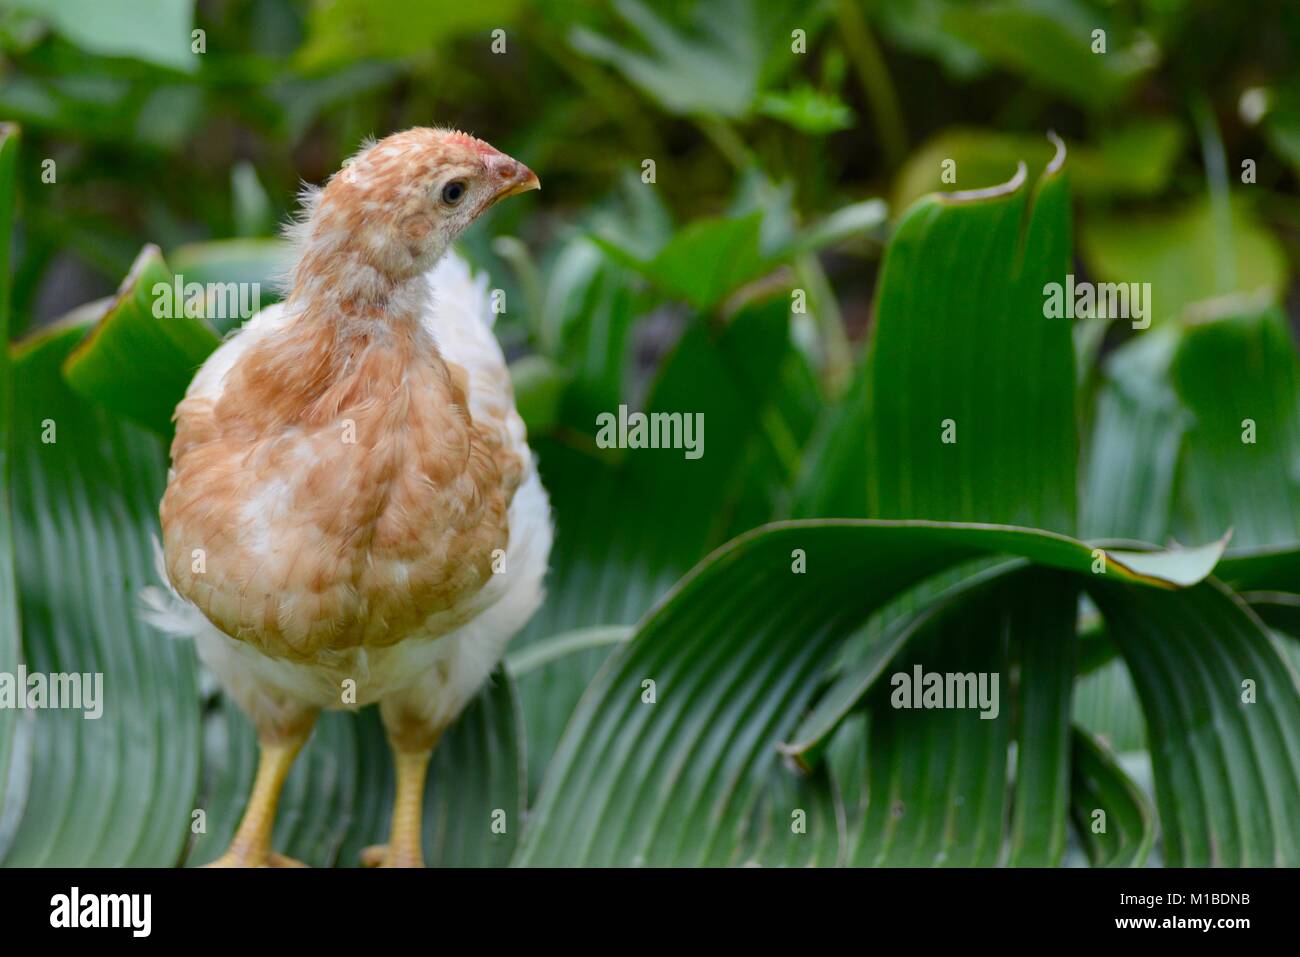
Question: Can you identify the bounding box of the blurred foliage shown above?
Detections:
[0,0,1294,339]
[3,0,1300,867]
[0,0,1294,348]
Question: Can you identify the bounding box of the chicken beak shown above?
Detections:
[498,162,540,201]
[485,153,540,207]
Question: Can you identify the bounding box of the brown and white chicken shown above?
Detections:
[147,128,551,867]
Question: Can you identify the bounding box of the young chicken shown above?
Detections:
[149,128,551,867]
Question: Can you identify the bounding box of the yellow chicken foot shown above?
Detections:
[362,749,432,868]
[205,731,313,868]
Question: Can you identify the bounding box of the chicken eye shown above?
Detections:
[441,180,467,206]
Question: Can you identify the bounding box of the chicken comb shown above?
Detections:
[444,129,499,156]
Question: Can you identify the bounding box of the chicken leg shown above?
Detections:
[204,715,317,868]
[361,749,433,868]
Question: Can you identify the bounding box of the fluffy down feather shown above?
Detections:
[145,252,552,744]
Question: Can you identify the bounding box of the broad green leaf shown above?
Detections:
[4,322,200,866]
[1244,592,1300,641]
[1088,579,1300,865]
[0,123,21,843]
[735,761,841,866]
[844,578,1012,866]
[796,565,1075,866]
[800,137,1096,866]
[780,559,1021,766]
[61,245,220,436]
[1073,657,1146,753]
[1242,592,1300,676]
[1006,570,1077,866]
[1079,198,1288,328]
[1218,544,1300,593]
[60,239,284,434]
[800,136,1075,533]
[796,144,1082,780]
[1069,727,1154,867]
[836,568,1078,868]
[1171,303,1300,548]
[1080,305,1300,770]
[7,0,197,73]
[515,519,1223,866]
[54,241,275,433]
[872,155,1075,529]
[1080,330,1185,542]
[513,300,816,794]
[169,238,287,336]
[189,669,524,867]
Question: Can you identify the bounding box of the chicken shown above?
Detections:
[146,128,552,867]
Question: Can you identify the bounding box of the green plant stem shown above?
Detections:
[836,0,907,167]
[695,117,751,171]
[507,626,633,676]
[1192,96,1235,296]
[795,251,852,399]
